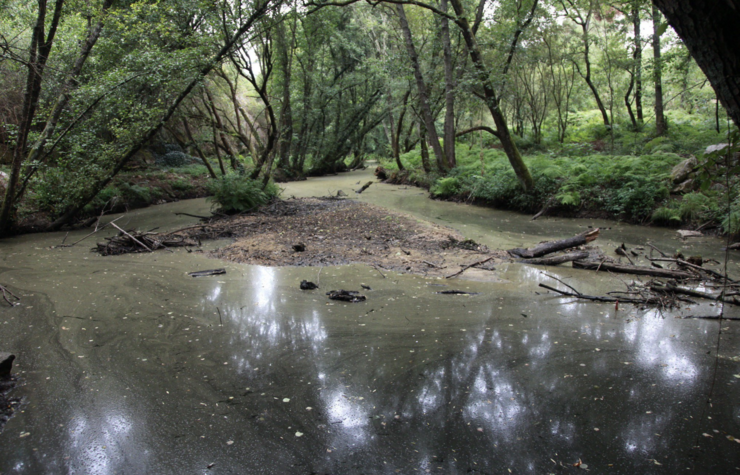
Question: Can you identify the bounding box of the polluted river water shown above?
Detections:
[1,168,739,474]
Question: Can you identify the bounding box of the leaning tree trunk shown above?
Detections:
[449,0,534,191]
[396,4,448,173]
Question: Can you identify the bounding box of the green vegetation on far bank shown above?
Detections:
[378,121,739,234]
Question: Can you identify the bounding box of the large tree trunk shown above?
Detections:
[633,1,643,122]
[396,4,448,173]
[652,5,667,135]
[440,0,456,169]
[449,0,534,191]
[0,0,65,236]
[652,0,740,129]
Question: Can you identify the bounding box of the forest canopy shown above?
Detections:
[0,0,737,235]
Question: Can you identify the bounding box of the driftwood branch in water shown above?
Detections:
[572,260,693,279]
[648,257,737,283]
[650,282,740,305]
[110,222,152,252]
[538,283,661,304]
[355,181,373,194]
[532,196,557,220]
[508,229,599,258]
[446,256,495,279]
[647,243,669,258]
[0,284,20,306]
[519,251,589,266]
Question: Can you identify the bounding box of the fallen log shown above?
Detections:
[572,260,694,279]
[519,251,589,266]
[508,228,599,259]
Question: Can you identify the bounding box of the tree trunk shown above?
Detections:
[633,1,643,122]
[449,0,534,191]
[580,17,610,127]
[419,122,432,174]
[396,4,447,173]
[652,5,667,135]
[275,17,294,171]
[440,0,456,169]
[182,118,218,178]
[653,0,740,129]
[0,0,65,235]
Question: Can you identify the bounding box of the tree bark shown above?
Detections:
[652,5,667,135]
[0,0,65,235]
[633,1,643,122]
[396,4,448,173]
[508,228,599,258]
[182,118,218,178]
[440,0,456,169]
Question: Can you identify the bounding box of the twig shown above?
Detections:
[217,307,223,326]
[373,266,386,279]
[445,256,495,279]
[542,273,582,295]
[647,243,669,258]
[61,232,69,245]
[538,283,655,304]
[109,222,153,252]
[422,260,445,269]
[174,212,213,220]
[0,284,20,307]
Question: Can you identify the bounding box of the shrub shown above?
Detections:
[430,176,461,198]
[207,175,279,213]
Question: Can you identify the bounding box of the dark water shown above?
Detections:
[1,169,738,474]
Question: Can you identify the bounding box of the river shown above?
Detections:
[1,168,738,473]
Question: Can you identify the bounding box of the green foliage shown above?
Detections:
[206,175,280,213]
[169,178,193,192]
[430,177,461,198]
[651,205,682,225]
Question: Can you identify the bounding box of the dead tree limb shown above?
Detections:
[508,229,599,258]
[109,222,153,252]
[572,260,693,279]
[538,283,659,304]
[648,257,737,282]
[519,251,589,266]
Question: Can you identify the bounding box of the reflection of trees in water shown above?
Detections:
[192,270,707,473]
